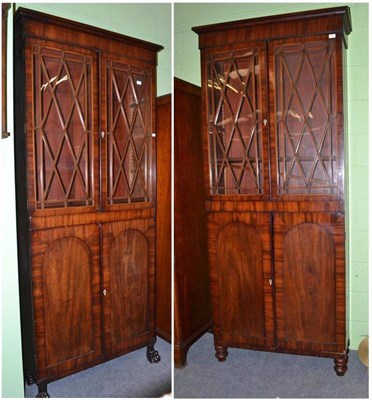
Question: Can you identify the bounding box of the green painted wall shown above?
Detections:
[17,3,171,95]
[175,3,369,350]
[2,3,170,397]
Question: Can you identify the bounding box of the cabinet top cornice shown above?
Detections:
[14,7,164,53]
[193,6,351,49]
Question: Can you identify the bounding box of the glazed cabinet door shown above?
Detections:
[208,212,275,349]
[25,38,99,213]
[101,219,156,356]
[273,212,346,354]
[30,224,102,380]
[268,36,343,199]
[102,56,154,208]
[205,42,269,198]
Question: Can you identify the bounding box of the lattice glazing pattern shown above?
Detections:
[106,61,151,204]
[207,48,264,195]
[33,45,93,209]
[275,40,337,194]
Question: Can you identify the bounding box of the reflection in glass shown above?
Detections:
[275,40,337,195]
[207,48,263,195]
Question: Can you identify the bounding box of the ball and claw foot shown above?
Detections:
[334,354,348,376]
[36,391,50,398]
[25,372,36,385]
[147,344,161,363]
[36,381,50,398]
[215,346,228,362]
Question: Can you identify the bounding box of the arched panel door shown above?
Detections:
[102,219,156,355]
[208,212,274,348]
[43,238,94,365]
[30,224,102,380]
[217,222,264,337]
[274,212,346,354]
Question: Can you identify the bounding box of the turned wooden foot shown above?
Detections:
[174,346,189,367]
[334,354,348,376]
[215,345,228,362]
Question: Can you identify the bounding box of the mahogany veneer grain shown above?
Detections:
[174,78,212,367]
[14,7,164,393]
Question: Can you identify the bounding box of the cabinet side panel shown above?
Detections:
[174,79,212,350]
[14,22,37,378]
[155,95,171,342]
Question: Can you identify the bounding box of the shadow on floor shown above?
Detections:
[26,337,171,398]
[174,333,368,398]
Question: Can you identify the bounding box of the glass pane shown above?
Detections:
[107,62,150,204]
[274,40,337,195]
[207,48,263,195]
[33,45,93,209]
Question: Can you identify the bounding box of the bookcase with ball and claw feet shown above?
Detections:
[14,8,163,397]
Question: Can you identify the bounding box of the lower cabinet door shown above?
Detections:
[101,219,155,356]
[31,224,102,380]
[273,212,346,355]
[208,212,275,349]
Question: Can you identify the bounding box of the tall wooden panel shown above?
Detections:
[193,7,351,376]
[30,224,101,380]
[174,78,212,366]
[274,212,346,355]
[102,219,155,356]
[156,94,171,342]
[208,211,274,355]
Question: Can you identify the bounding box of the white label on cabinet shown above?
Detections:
[136,80,142,85]
[329,33,336,38]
